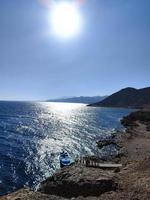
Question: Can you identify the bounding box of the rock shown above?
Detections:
[96,136,126,162]
[121,110,150,128]
[39,163,117,198]
[83,155,103,163]
[0,188,67,200]
[146,124,150,131]
[114,168,120,173]
[97,140,116,149]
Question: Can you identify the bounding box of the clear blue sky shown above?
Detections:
[0,0,150,100]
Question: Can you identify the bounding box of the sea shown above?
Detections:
[0,101,133,195]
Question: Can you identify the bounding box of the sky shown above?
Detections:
[0,0,150,100]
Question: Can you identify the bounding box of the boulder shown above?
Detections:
[39,163,117,198]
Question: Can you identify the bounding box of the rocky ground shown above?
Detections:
[1,110,150,200]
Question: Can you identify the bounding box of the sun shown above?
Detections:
[50,1,82,38]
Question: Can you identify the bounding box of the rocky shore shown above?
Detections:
[1,109,150,200]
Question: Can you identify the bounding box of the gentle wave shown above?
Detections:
[0,102,133,195]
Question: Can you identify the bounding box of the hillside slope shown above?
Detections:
[88,87,150,108]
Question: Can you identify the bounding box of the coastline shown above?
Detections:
[1,109,150,199]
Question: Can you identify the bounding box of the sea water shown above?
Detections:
[0,101,133,195]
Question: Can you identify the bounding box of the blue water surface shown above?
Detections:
[0,101,133,195]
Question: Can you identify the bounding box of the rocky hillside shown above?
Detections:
[39,162,117,198]
[88,87,150,108]
[121,109,150,128]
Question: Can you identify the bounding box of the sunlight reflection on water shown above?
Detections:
[0,101,133,195]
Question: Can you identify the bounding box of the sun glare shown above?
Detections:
[50,1,82,38]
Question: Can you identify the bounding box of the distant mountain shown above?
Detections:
[47,96,107,104]
[88,87,150,108]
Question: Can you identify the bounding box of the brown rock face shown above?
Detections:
[121,110,150,127]
[0,188,66,200]
[39,163,117,198]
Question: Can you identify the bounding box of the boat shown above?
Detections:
[59,151,71,168]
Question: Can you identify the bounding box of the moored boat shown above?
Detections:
[59,151,71,168]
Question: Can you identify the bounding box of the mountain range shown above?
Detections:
[47,96,107,104]
[88,87,150,109]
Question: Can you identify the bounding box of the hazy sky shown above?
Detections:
[0,0,150,100]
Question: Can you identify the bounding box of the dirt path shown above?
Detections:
[123,123,150,161]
